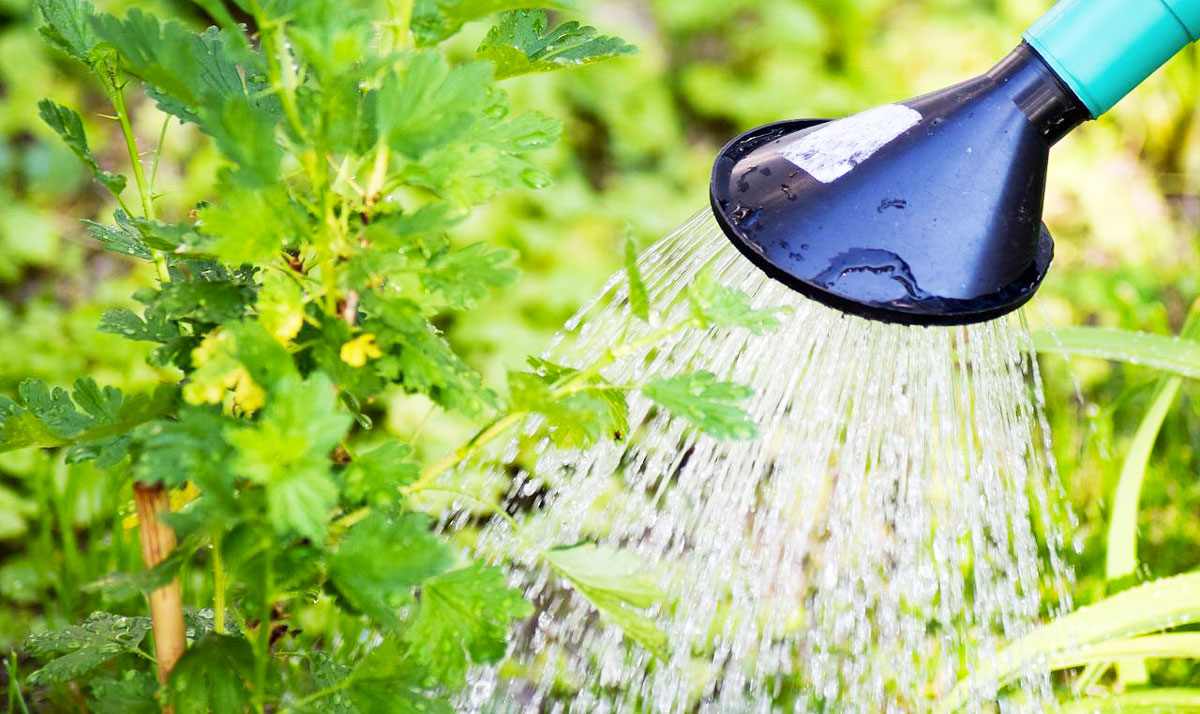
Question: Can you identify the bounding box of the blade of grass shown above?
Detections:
[1059,688,1200,713]
[1030,327,1200,379]
[5,651,31,714]
[1104,300,1200,684]
[938,572,1200,714]
[1049,633,1200,670]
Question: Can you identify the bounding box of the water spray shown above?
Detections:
[713,0,1200,325]
[466,2,1200,710]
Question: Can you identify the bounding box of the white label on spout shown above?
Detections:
[779,104,922,183]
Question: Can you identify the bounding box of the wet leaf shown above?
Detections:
[477,10,634,80]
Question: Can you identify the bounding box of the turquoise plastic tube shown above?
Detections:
[1025,0,1200,117]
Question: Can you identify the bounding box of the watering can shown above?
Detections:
[710,0,1200,325]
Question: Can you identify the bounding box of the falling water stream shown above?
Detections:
[443,211,1076,712]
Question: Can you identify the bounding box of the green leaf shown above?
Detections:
[329,512,453,626]
[421,243,520,310]
[375,53,561,206]
[378,54,493,160]
[624,232,649,321]
[508,370,628,448]
[412,0,576,46]
[167,634,255,714]
[81,211,152,260]
[0,379,175,466]
[478,10,635,80]
[37,100,126,195]
[1045,633,1200,671]
[366,295,497,417]
[687,269,785,334]
[196,182,308,265]
[226,372,352,541]
[155,264,257,325]
[938,572,1200,714]
[405,563,531,688]
[641,372,756,440]
[1060,689,1200,714]
[341,441,419,508]
[87,671,159,714]
[135,406,236,493]
[345,639,453,714]
[543,543,668,657]
[93,11,251,116]
[1107,376,1181,583]
[1030,327,1200,379]
[92,11,280,183]
[25,612,151,685]
[35,0,102,63]
[99,306,180,344]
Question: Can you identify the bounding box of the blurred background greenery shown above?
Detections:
[1,0,1198,692]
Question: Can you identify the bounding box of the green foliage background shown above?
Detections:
[2,0,1200,707]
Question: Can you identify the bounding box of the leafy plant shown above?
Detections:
[2,0,783,710]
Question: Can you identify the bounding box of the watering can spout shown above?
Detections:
[710,0,1200,326]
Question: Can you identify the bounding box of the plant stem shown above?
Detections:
[280,679,351,713]
[402,410,529,495]
[133,482,186,686]
[254,548,274,714]
[403,319,692,494]
[258,11,307,142]
[213,531,227,635]
[412,485,521,531]
[149,114,171,198]
[110,80,172,284]
[111,84,155,221]
[386,0,414,50]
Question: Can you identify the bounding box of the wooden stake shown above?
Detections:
[133,482,187,685]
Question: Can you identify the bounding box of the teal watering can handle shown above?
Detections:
[1024,0,1200,117]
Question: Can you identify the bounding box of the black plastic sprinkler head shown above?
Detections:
[711,0,1200,326]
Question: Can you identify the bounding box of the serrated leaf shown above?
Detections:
[0,379,175,466]
[624,232,649,321]
[93,11,251,116]
[167,634,255,714]
[197,182,308,266]
[478,10,635,80]
[87,670,159,714]
[341,441,419,508]
[38,100,127,195]
[35,0,101,63]
[641,372,756,440]
[687,269,785,334]
[378,54,492,159]
[544,543,667,657]
[256,270,307,344]
[25,612,151,685]
[509,370,627,448]
[405,563,531,688]
[135,406,236,493]
[366,295,497,416]
[412,0,576,46]
[421,243,519,310]
[93,11,280,183]
[345,638,453,714]
[81,211,152,260]
[329,512,453,626]
[226,372,352,541]
[99,306,180,343]
[156,269,256,324]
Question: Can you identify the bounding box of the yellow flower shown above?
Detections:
[340,333,383,367]
[122,482,201,530]
[183,330,266,413]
